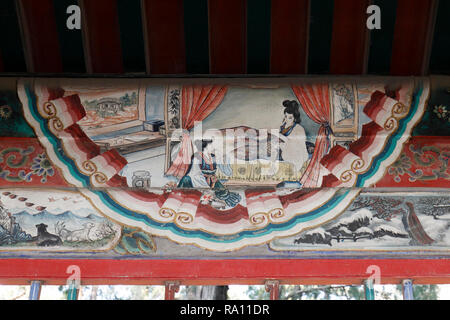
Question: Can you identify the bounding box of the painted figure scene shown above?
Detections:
[0,76,448,255]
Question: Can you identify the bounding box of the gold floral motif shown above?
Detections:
[338,159,365,183]
[159,207,176,219]
[48,116,64,132]
[41,98,110,186]
[42,101,63,132]
[269,208,285,220]
[250,212,268,226]
[383,103,409,132]
[175,212,194,225]
[92,172,107,184]
[81,160,97,174]
[340,170,354,183]
[383,116,398,131]
[392,102,407,118]
[156,208,194,226]
[351,159,365,172]
[250,208,285,226]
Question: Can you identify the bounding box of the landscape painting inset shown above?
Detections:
[270,192,450,251]
[0,189,121,251]
[78,90,140,130]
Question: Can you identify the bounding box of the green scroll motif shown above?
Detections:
[113,227,156,255]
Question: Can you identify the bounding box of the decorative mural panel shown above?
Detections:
[0,76,448,258]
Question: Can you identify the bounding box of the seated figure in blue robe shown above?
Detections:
[178,139,241,208]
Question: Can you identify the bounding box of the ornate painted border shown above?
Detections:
[17,78,429,251]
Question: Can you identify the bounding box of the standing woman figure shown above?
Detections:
[276,100,309,173]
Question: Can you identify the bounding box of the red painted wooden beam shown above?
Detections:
[0,259,448,285]
[80,0,123,73]
[208,0,247,74]
[390,0,437,76]
[329,0,370,75]
[141,0,186,74]
[270,0,309,74]
[16,0,63,73]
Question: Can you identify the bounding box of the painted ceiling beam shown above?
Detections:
[141,0,186,74]
[329,0,370,75]
[16,0,63,73]
[208,0,247,74]
[270,0,309,74]
[390,0,438,76]
[80,0,124,73]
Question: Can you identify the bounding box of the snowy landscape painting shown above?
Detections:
[270,192,450,251]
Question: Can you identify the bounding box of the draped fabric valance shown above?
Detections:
[166,85,228,178]
[291,84,331,188]
[181,85,228,130]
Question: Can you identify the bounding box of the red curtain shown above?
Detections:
[181,85,228,130]
[166,85,228,178]
[291,84,331,188]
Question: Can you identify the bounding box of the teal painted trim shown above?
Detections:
[67,283,79,300]
[356,82,424,186]
[25,85,91,186]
